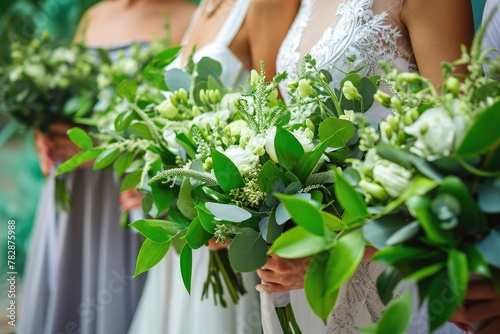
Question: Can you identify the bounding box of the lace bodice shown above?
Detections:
[277,0,416,109]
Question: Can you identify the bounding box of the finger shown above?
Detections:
[466,281,499,300]
[255,283,289,293]
[463,299,500,323]
[477,317,500,334]
[121,197,143,211]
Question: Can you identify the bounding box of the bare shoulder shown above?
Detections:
[247,0,300,20]
[249,0,299,10]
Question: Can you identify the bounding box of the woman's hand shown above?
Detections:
[451,280,500,334]
[256,254,311,293]
[119,188,144,212]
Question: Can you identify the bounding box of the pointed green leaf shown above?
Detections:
[335,169,369,218]
[275,126,304,171]
[130,219,182,243]
[55,148,103,175]
[180,244,192,294]
[120,169,143,192]
[210,148,245,192]
[325,229,365,294]
[67,127,93,150]
[93,147,120,170]
[376,267,402,305]
[258,160,287,193]
[374,290,413,334]
[269,226,337,259]
[205,202,252,223]
[185,217,212,249]
[295,134,336,182]
[114,151,134,177]
[318,118,356,148]
[275,193,324,236]
[178,181,197,220]
[134,239,170,277]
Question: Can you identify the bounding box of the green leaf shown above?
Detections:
[463,244,492,278]
[180,244,192,294]
[295,134,336,182]
[376,267,402,305]
[258,160,287,193]
[185,217,212,249]
[114,151,134,177]
[197,57,222,78]
[275,193,324,236]
[476,229,500,267]
[334,169,369,218]
[457,100,500,156]
[55,148,103,175]
[325,229,365,294]
[177,181,198,220]
[120,169,143,192]
[373,290,413,334]
[130,219,182,243]
[196,203,216,234]
[210,148,245,192]
[438,176,487,235]
[406,196,454,245]
[321,211,346,231]
[134,239,170,277]
[275,126,304,171]
[372,246,432,266]
[128,123,153,140]
[228,228,268,272]
[114,110,138,132]
[406,262,446,281]
[93,147,120,170]
[153,45,182,68]
[67,127,93,150]
[363,215,408,249]
[269,226,337,259]
[318,117,356,148]
[478,180,500,213]
[386,221,420,246]
[304,251,339,323]
[165,68,192,92]
[427,269,462,331]
[380,176,437,215]
[205,202,252,223]
[116,79,138,102]
[150,181,176,214]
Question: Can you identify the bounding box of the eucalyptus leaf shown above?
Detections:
[205,202,252,223]
[477,180,500,213]
[134,239,170,277]
[386,221,420,246]
[476,229,500,267]
[67,127,93,150]
[165,68,191,92]
[269,226,337,258]
[130,219,182,243]
[363,215,408,249]
[228,228,268,272]
[197,57,223,78]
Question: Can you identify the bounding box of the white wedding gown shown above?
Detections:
[128,1,261,333]
[269,0,467,333]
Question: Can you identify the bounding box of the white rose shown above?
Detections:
[240,127,256,149]
[52,47,75,64]
[223,145,259,175]
[118,58,139,77]
[404,107,457,160]
[372,160,412,198]
[292,128,315,152]
[224,120,248,137]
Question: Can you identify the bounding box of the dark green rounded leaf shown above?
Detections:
[228,228,268,272]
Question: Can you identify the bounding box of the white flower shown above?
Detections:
[97,73,112,89]
[342,81,361,100]
[372,160,412,198]
[117,58,139,77]
[404,106,466,160]
[224,120,248,137]
[265,126,278,163]
[246,135,267,156]
[222,145,259,175]
[339,110,356,122]
[240,127,256,149]
[162,128,179,153]
[292,128,315,152]
[52,47,75,64]
[298,78,313,99]
[220,93,242,115]
[24,64,46,81]
[9,67,22,82]
[144,150,160,164]
[190,110,231,129]
[157,99,179,119]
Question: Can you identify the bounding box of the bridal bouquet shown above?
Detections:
[0,32,100,132]
[271,19,500,334]
[148,55,379,331]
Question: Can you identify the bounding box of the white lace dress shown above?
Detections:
[271,1,466,333]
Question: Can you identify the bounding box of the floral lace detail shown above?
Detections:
[327,261,386,333]
[276,0,315,86]
[311,0,402,83]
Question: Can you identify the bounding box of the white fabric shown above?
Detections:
[129,1,261,333]
[483,0,500,77]
[271,1,464,333]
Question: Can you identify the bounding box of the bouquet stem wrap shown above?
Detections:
[260,289,302,333]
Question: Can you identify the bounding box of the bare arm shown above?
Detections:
[401,0,474,86]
